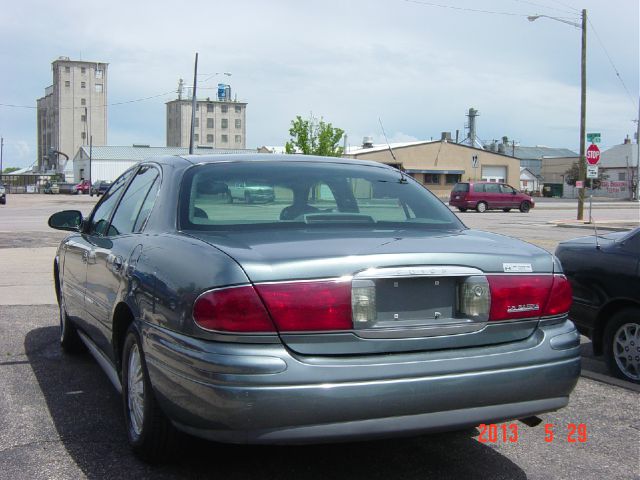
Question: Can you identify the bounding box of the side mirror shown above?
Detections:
[48,210,83,232]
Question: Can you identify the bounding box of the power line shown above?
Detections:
[0,89,176,111]
[588,17,638,110]
[403,0,528,17]
[508,0,575,15]
[548,0,580,13]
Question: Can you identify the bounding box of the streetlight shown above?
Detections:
[529,9,587,220]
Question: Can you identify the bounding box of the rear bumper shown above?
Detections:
[142,319,580,444]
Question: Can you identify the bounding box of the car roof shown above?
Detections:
[145,153,400,172]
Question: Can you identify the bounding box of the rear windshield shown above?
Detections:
[179,161,463,231]
[452,183,469,192]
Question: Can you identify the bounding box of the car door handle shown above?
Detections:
[111,255,124,272]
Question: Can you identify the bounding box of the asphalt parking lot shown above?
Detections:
[0,194,639,479]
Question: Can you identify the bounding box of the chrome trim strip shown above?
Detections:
[354,266,483,279]
[77,331,122,394]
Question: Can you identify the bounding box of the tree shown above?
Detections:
[564,161,606,189]
[2,167,19,174]
[285,115,344,157]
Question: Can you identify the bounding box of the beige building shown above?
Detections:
[345,138,520,198]
[166,98,247,149]
[37,57,108,172]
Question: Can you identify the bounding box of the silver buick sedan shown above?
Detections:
[49,154,580,462]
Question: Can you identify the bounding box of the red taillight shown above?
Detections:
[488,274,572,321]
[543,274,572,316]
[193,286,276,333]
[256,280,352,332]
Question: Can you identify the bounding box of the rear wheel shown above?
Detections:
[604,308,640,384]
[457,207,467,212]
[122,325,177,462]
[245,192,253,204]
[476,201,487,213]
[502,208,511,212]
[519,201,531,213]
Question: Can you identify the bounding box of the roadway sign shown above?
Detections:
[586,144,601,165]
[587,133,601,143]
[587,165,598,179]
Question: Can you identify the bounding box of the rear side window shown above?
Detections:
[452,183,469,192]
[473,184,485,193]
[109,166,160,236]
[484,184,500,193]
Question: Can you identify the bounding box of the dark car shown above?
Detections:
[48,154,579,462]
[0,182,6,204]
[90,180,111,197]
[449,181,535,213]
[555,228,640,383]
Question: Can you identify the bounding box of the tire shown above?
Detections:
[90,192,94,197]
[226,192,233,204]
[476,201,488,213]
[122,325,177,462]
[603,308,640,384]
[0,197,5,205]
[245,192,253,204]
[58,287,84,353]
[519,201,531,213]
[502,208,511,212]
[457,207,467,212]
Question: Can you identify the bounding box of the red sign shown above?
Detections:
[586,144,600,165]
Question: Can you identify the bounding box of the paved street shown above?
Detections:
[0,194,638,479]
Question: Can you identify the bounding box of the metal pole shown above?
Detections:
[189,53,199,155]
[89,135,93,184]
[636,98,640,201]
[577,9,587,220]
[0,137,3,178]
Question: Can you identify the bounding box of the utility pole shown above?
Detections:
[577,9,587,220]
[636,98,640,201]
[0,137,3,178]
[189,53,199,155]
[527,10,588,218]
[89,135,93,185]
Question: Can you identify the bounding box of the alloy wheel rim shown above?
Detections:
[127,344,145,435]
[613,322,640,381]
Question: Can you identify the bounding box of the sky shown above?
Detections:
[0,0,638,169]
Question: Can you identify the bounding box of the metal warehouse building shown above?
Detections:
[68,145,255,183]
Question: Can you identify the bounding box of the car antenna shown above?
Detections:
[378,117,407,183]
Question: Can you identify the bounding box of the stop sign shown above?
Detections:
[586,144,600,165]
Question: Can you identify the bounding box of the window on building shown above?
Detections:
[235,119,241,129]
[221,135,228,143]
[81,82,86,88]
[235,135,242,143]
[235,105,241,113]
[95,84,103,93]
[207,118,214,128]
[65,66,70,73]
[194,118,199,127]
[196,104,199,111]
[221,118,228,129]
[445,174,461,184]
[65,81,70,87]
[221,105,228,113]
[194,133,199,142]
[96,70,103,79]
[207,104,214,113]
[81,132,86,139]
[618,172,626,181]
[81,114,86,122]
[424,174,440,184]
[81,67,86,74]
[207,134,214,143]
[81,98,86,106]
